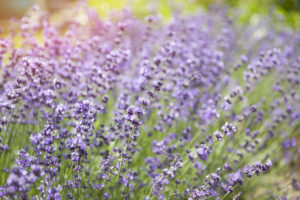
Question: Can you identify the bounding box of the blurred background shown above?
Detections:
[0,0,299,32]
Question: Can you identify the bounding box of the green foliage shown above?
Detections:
[87,0,300,28]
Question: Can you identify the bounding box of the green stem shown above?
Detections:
[221,185,237,200]
[113,126,135,199]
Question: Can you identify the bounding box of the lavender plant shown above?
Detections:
[0,2,299,200]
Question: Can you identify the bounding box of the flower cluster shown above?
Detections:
[0,2,299,200]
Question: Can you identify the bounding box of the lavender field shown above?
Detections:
[0,1,299,199]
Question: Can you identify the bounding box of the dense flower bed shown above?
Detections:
[0,3,299,200]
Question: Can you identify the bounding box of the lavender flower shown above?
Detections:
[0,2,299,200]
[221,122,237,137]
